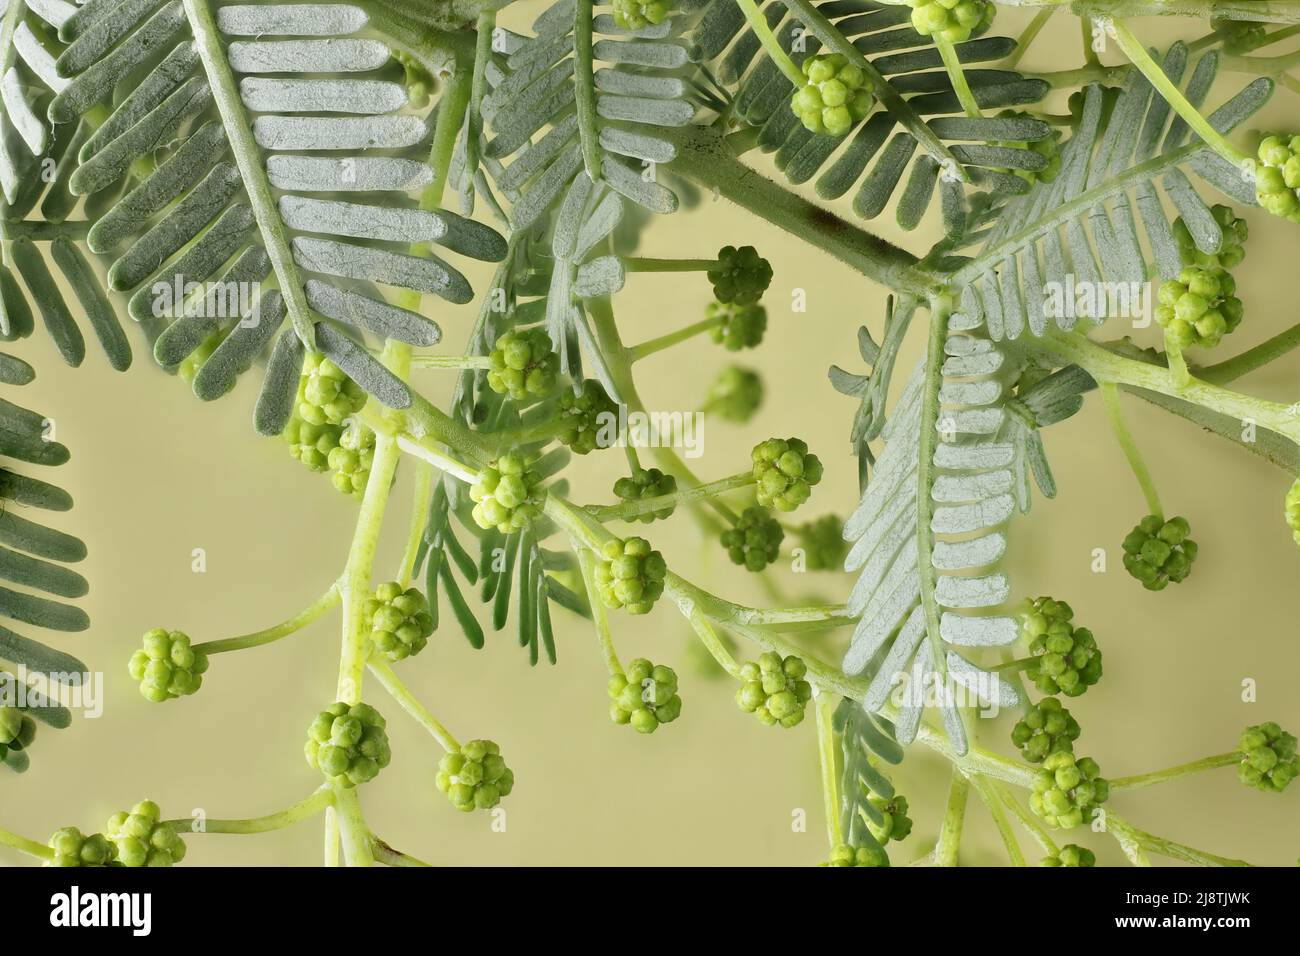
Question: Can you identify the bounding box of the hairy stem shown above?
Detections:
[1109,751,1241,791]
[1110,18,1252,167]
[0,823,53,860]
[664,125,936,297]
[584,472,754,522]
[196,584,340,655]
[627,315,724,361]
[969,775,1026,866]
[168,786,333,835]
[368,657,460,752]
[1100,382,1164,518]
[816,693,843,848]
[734,0,805,86]
[1107,814,1252,866]
[934,771,970,866]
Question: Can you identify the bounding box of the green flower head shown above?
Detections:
[752,437,824,512]
[1020,598,1101,698]
[105,800,186,867]
[305,702,392,788]
[557,380,620,455]
[708,301,767,351]
[471,454,544,533]
[1122,515,1197,590]
[1155,267,1243,349]
[611,0,675,31]
[1030,752,1109,829]
[366,581,435,662]
[905,0,995,44]
[702,365,763,423]
[1238,722,1299,793]
[129,629,209,702]
[1011,696,1081,762]
[790,53,874,137]
[609,658,682,733]
[721,506,784,572]
[708,245,773,305]
[46,827,116,867]
[825,843,889,867]
[487,328,559,401]
[436,739,515,811]
[613,467,677,523]
[735,652,812,727]
[1255,134,1300,223]
[1041,844,1096,867]
[594,536,667,614]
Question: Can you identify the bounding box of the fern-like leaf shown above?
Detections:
[954,45,1271,340]
[481,0,692,234]
[0,350,88,772]
[697,0,1053,231]
[40,0,507,429]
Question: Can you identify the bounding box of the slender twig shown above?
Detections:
[934,771,970,866]
[1109,751,1241,792]
[1100,382,1164,519]
[368,657,460,753]
[969,775,1026,866]
[166,786,334,835]
[195,584,340,655]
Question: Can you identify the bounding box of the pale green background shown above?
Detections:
[1,6,1298,866]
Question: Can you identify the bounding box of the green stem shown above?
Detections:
[1110,18,1252,168]
[323,809,340,867]
[372,837,432,867]
[969,775,1026,866]
[1164,331,1193,389]
[816,693,843,848]
[1070,0,1300,22]
[195,584,340,655]
[182,0,316,349]
[1100,381,1164,518]
[627,314,724,361]
[368,657,460,752]
[0,823,53,860]
[1107,814,1252,866]
[577,545,623,676]
[584,472,754,522]
[409,355,493,369]
[397,464,433,587]
[574,0,603,181]
[422,60,472,211]
[936,34,982,117]
[917,296,954,707]
[167,786,333,834]
[1109,751,1241,792]
[623,257,720,273]
[664,124,936,297]
[1199,320,1300,383]
[934,770,969,866]
[337,349,406,705]
[1036,329,1300,443]
[994,781,1058,857]
[396,432,482,483]
[688,610,744,678]
[734,0,805,86]
[1082,11,1101,67]
[333,787,373,867]
[1004,6,1057,70]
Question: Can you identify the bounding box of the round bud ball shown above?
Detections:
[436,739,515,811]
[128,629,209,702]
[608,658,682,733]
